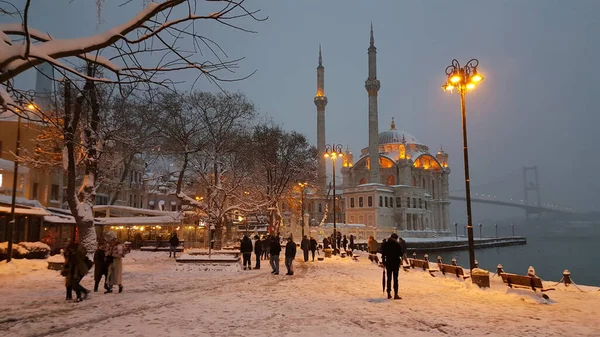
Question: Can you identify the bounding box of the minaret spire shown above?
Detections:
[365,24,381,184]
[315,45,328,190]
[318,44,323,66]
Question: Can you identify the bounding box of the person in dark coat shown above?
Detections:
[64,242,90,302]
[253,235,262,269]
[240,235,253,270]
[322,237,330,249]
[336,232,342,253]
[93,238,108,292]
[261,235,270,260]
[300,235,310,262]
[342,235,348,251]
[169,232,180,258]
[349,235,355,251]
[381,233,403,300]
[284,236,297,275]
[398,236,408,265]
[269,235,281,275]
[309,237,318,261]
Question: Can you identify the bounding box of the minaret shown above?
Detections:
[314,45,328,190]
[365,24,381,183]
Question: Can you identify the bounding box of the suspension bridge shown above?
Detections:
[448,166,575,218]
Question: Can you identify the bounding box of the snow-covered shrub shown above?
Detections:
[0,241,30,260]
[18,242,51,259]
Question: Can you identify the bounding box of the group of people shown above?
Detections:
[322,233,356,254]
[61,233,126,302]
[239,234,300,275]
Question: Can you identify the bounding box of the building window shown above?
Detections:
[412,177,416,186]
[359,197,364,207]
[407,197,411,208]
[359,178,366,185]
[32,182,39,200]
[129,194,133,206]
[425,201,428,210]
[308,202,313,212]
[387,175,395,186]
[384,197,388,207]
[368,215,373,226]
[318,203,322,213]
[350,197,355,208]
[350,215,355,223]
[419,198,422,209]
[359,215,364,223]
[368,196,373,207]
[379,196,383,207]
[413,198,416,208]
[396,197,401,208]
[171,204,177,211]
[389,197,394,208]
[50,184,59,201]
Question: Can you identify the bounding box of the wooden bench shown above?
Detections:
[438,263,469,279]
[408,258,438,277]
[500,273,555,299]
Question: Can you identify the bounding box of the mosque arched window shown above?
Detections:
[396,197,401,208]
[350,215,355,223]
[407,197,411,208]
[359,197,364,207]
[424,201,427,210]
[423,178,426,189]
[368,196,373,207]
[385,197,388,207]
[412,198,416,208]
[350,198,355,208]
[359,215,364,223]
[318,203,322,213]
[387,175,395,186]
[432,179,435,199]
[379,196,383,207]
[419,198,422,209]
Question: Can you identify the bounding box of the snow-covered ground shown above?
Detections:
[1,250,599,337]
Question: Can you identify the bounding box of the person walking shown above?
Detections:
[93,238,108,292]
[240,235,253,270]
[323,237,330,249]
[342,235,348,252]
[262,235,270,260]
[300,235,310,262]
[253,235,262,269]
[64,242,91,302]
[367,235,379,264]
[106,237,126,294]
[269,235,281,275]
[309,236,318,261]
[336,232,342,254]
[381,233,403,300]
[349,235,355,251]
[285,236,297,275]
[169,232,180,258]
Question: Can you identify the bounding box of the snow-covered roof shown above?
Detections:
[378,129,422,145]
[0,158,30,174]
[0,205,50,216]
[0,195,42,207]
[98,215,183,225]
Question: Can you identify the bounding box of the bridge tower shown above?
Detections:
[523,166,541,218]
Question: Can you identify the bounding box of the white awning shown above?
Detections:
[170,201,177,206]
[148,200,155,206]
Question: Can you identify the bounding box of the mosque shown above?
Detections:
[314,25,452,238]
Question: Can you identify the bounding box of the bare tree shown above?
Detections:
[1,0,265,112]
[250,124,317,234]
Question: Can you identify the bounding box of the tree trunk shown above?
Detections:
[213,221,223,250]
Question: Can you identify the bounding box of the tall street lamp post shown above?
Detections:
[298,182,309,239]
[442,59,484,271]
[324,143,343,255]
[6,103,34,263]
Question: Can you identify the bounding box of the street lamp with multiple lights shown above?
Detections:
[442,58,484,271]
[323,143,344,255]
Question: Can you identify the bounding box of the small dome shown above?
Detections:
[378,129,420,145]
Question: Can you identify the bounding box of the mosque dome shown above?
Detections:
[378,118,421,145]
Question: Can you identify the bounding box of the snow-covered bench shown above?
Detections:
[436,257,469,279]
[500,273,555,299]
[408,254,438,277]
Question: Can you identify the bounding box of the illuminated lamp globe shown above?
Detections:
[471,71,483,83]
[466,82,476,90]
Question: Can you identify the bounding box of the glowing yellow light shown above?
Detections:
[176,226,180,230]
[450,75,461,83]
[195,196,200,201]
[445,84,455,91]
[466,83,476,90]
[27,104,35,110]
[140,226,145,231]
[471,73,483,82]
[324,153,329,158]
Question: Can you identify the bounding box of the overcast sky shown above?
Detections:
[9,0,600,215]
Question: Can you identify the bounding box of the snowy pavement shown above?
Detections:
[1,251,599,337]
